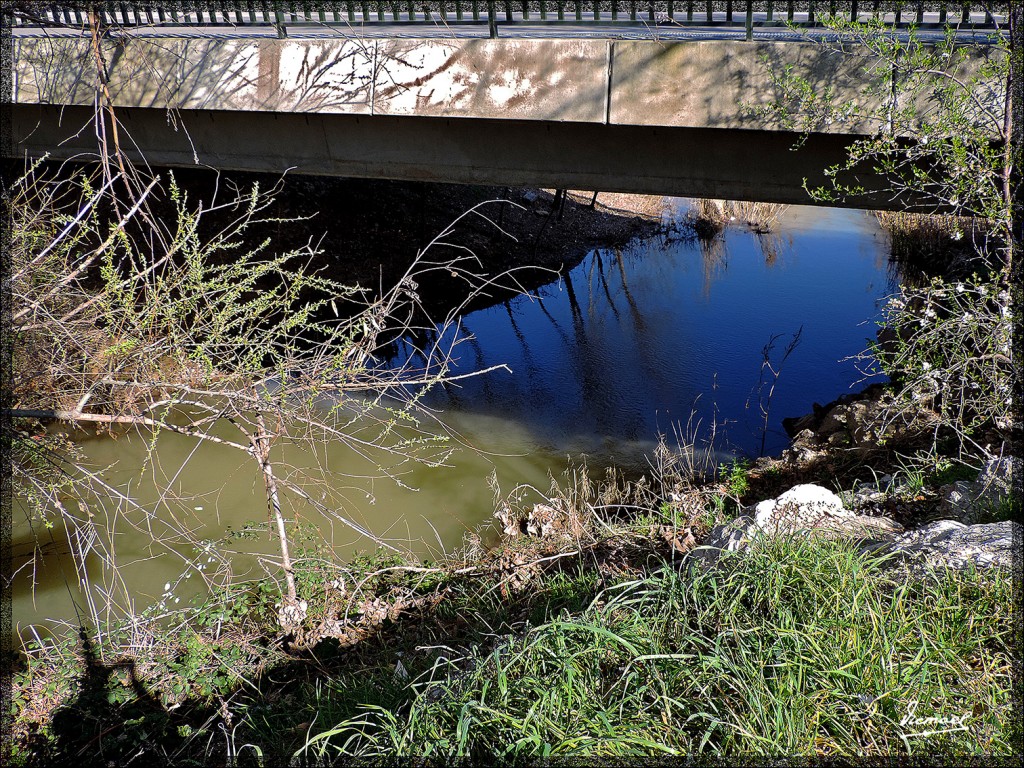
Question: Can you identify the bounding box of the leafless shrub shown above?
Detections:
[8,157,526,641]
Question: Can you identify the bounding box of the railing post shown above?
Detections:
[275,2,287,35]
[745,0,753,39]
[488,0,498,36]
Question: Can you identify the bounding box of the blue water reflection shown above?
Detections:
[392,204,893,468]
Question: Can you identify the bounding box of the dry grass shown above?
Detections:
[565,190,671,221]
[692,198,790,235]
[874,210,996,277]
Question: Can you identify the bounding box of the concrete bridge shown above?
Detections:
[6,3,1008,209]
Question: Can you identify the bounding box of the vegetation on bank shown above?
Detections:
[7,196,1018,764]
[6,13,1020,766]
[9,457,1018,764]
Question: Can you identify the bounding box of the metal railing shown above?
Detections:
[8,2,1009,38]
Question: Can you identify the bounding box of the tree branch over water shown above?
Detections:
[8,153,528,636]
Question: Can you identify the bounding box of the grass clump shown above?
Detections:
[691,199,790,236]
[875,210,995,280]
[294,536,1015,762]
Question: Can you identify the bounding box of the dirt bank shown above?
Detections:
[159,168,671,318]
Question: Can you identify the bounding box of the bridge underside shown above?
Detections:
[14,104,911,210]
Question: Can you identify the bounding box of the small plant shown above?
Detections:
[932,459,980,487]
[893,457,927,497]
[747,327,803,458]
[720,458,751,499]
[704,496,729,529]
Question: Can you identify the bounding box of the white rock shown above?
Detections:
[775,484,849,513]
[752,498,777,527]
[755,484,851,535]
[877,520,1020,574]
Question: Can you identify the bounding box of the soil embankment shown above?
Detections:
[166,169,669,318]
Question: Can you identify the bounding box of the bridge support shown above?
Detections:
[10,103,909,209]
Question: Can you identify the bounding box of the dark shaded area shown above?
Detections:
[15,530,689,766]
[15,158,660,324]
[22,628,216,767]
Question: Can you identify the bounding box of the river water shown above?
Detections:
[12,201,894,641]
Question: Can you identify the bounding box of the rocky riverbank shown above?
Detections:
[496,380,1019,586]
[690,385,1021,578]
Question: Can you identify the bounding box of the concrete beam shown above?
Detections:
[8,35,1004,209]
[12,103,906,209]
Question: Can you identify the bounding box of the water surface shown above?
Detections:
[12,202,892,639]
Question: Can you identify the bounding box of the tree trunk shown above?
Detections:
[1009,5,1023,456]
[253,413,297,602]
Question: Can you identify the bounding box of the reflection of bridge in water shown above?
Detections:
[8,2,1009,209]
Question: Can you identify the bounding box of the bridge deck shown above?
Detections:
[8,2,1009,209]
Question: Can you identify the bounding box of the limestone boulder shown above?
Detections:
[751,484,902,540]
[701,514,756,554]
[869,519,1020,574]
[691,484,903,568]
[751,484,850,533]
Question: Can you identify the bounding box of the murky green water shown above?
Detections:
[12,201,894,642]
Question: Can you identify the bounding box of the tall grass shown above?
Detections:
[693,199,790,236]
[874,210,995,280]
[295,536,1015,762]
